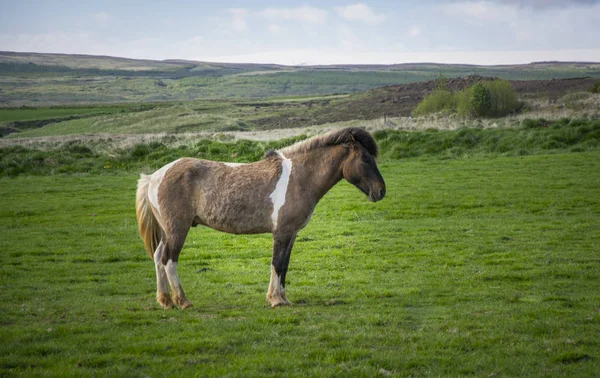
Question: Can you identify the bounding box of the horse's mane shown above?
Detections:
[276,127,378,158]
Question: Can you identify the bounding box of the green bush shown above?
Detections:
[590,80,600,94]
[485,79,519,117]
[413,78,520,119]
[412,89,454,116]
[522,118,550,129]
[470,83,492,117]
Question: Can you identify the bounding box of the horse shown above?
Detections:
[135,127,386,309]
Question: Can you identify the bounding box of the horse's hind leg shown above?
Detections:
[154,241,174,309]
[162,229,193,309]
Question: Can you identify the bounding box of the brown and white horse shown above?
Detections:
[136,127,386,309]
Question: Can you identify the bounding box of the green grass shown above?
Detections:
[1,97,343,137]
[1,152,599,376]
[2,118,599,177]
[0,106,133,124]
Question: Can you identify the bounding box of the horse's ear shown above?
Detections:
[345,132,356,148]
[264,149,278,159]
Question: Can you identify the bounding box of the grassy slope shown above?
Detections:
[1,52,599,106]
[2,118,599,177]
[1,152,599,376]
[1,98,335,137]
[5,91,599,139]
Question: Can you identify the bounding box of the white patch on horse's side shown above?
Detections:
[223,162,246,168]
[148,159,181,215]
[269,151,292,230]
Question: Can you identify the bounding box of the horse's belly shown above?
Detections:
[196,201,273,235]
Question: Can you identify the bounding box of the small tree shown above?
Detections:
[470,83,491,117]
[484,79,519,117]
[455,88,473,118]
[412,89,454,116]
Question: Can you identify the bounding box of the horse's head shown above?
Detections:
[341,132,386,202]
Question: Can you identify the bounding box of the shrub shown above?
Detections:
[522,118,550,129]
[412,89,454,116]
[455,89,472,119]
[412,78,519,119]
[590,80,600,94]
[470,83,492,117]
[484,79,519,117]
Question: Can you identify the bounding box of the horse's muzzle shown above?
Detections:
[369,188,386,202]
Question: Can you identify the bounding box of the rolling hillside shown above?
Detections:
[1,51,599,107]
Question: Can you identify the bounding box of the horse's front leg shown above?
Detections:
[267,232,297,307]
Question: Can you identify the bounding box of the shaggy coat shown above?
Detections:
[136,127,386,308]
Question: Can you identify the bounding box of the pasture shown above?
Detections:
[1,152,599,376]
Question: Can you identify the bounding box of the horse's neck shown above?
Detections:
[293,145,346,201]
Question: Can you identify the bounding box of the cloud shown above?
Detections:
[408,26,421,38]
[92,12,109,23]
[495,0,599,8]
[268,24,283,34]
[337,24,361,48]
[0,31,99,55]
[228,8,248,32]
[443,1,516,22]
[260,6,327,24]
[335,3,385,24]
[442,1,600,49]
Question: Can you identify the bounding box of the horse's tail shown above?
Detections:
[136,174,162,259]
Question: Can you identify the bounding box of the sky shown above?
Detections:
[0,0,599,66]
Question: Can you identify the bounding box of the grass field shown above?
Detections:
[1,152,599,376]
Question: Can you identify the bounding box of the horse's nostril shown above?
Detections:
[380,189,386,198]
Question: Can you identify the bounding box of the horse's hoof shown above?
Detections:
[157,293,175,309]
[268,296,290,307]
[173,295,193,309]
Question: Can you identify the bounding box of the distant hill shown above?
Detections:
[1,51,599,106]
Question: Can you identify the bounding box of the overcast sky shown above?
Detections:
[1,0,599,65]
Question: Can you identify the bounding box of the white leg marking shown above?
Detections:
[164,260,182,295]
[148,159,182,216]
[154,242,169,296]
[268,264,285,299]
[269,151,292,230]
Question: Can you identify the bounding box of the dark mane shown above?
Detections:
[280,127,378,158]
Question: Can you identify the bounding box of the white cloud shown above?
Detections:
[335,3,385,24]
[93,12,109,23]
[260,6,327,24]
[442,1,600,49]
[497,0,599,9]
[268,24,283,34]
[0,31,99,55]
[443,1,518,23]
[408,26,421,38]
[337,25,361,48]
[228,8,248,32]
